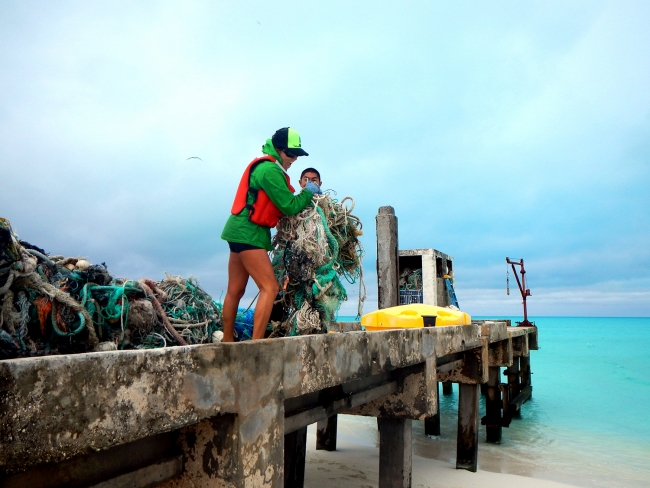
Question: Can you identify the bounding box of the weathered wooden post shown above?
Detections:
[376,206,412,488]
[483,335,513,442]
[424,383,441,436]
[284,426,308,488]
[505,357,520,417]
[442,382,453,395]
[456,383,480,472]
[520,356,531,390]
[518,333,531,395]
[438,335,488,473]
[509,334,532,416]
[378,418,413,488]
[485,366,502,442]
[316,416,337,451]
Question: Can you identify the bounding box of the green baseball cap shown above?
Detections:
[271,127,309,157]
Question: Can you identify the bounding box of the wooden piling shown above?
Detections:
[316,415,338,451]
[424,383,441,436]
[284,426,308,488]
[378,418,412,488]
[485,366,502,442]
[456,383,480,472]
[442,381,453,395]
[520,356,531,392]
[505,357,521,417]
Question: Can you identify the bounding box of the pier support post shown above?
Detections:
[378,418,412,488]
[442,381,453,395]
[284,426,308,488]
[316,415,338,451]
[376,206,399,309]
[520,356,531,392]
[456,383,479,472]
[169,408,284,488]
[505,357,521,417]
[424,383,441,436]
[485,366,502,443]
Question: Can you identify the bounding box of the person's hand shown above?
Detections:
[305,181,321,194]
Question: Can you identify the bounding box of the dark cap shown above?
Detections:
[272,127,308,157]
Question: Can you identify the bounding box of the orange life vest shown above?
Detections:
[230,156,295,228]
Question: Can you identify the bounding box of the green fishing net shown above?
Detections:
[270,194,365,336]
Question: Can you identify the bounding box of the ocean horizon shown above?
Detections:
[333,315,650,488]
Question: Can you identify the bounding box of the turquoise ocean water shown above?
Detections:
[336,316,650,487]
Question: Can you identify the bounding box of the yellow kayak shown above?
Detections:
[361,304,471,331]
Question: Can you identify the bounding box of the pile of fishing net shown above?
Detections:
[399,268,423,290]
[0,218,223,359]
[270,193,365,336]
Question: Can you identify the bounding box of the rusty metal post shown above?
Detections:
[376,206,399,309]
[456,383,480,472]
[284,426,308,488]
[378,418,412,488]
[316,415,337,451]
[485,366,502,443]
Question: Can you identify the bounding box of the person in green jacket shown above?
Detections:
[221,128,321,342]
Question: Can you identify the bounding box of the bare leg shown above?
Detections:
[222,252,249,342]
[238,249,279,340]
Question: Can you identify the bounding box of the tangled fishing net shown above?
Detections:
[270,193,365,336]
[0,218,224,359]
[399,268,423,290]
[0,191,365,357]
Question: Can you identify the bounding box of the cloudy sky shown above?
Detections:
[1,1,649,317]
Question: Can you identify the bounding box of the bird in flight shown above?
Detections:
[186,157,203,161]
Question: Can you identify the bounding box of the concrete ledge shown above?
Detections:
[1,324,526,478]
[0,340,285,474]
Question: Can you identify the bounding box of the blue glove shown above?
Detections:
[305,181,321,194]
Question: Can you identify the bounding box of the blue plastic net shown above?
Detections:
[233,307,255,341]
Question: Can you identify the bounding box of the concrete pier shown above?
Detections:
[0,320,538,487]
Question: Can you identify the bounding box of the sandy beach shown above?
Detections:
[304,420,580,488]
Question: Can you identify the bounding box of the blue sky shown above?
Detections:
[1,1,649,317]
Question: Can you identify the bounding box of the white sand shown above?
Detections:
[304,423,579,488]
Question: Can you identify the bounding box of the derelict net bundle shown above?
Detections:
[270,193,366,336]
[0,218,222,358]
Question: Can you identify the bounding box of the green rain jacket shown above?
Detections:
[221,139,313,251]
